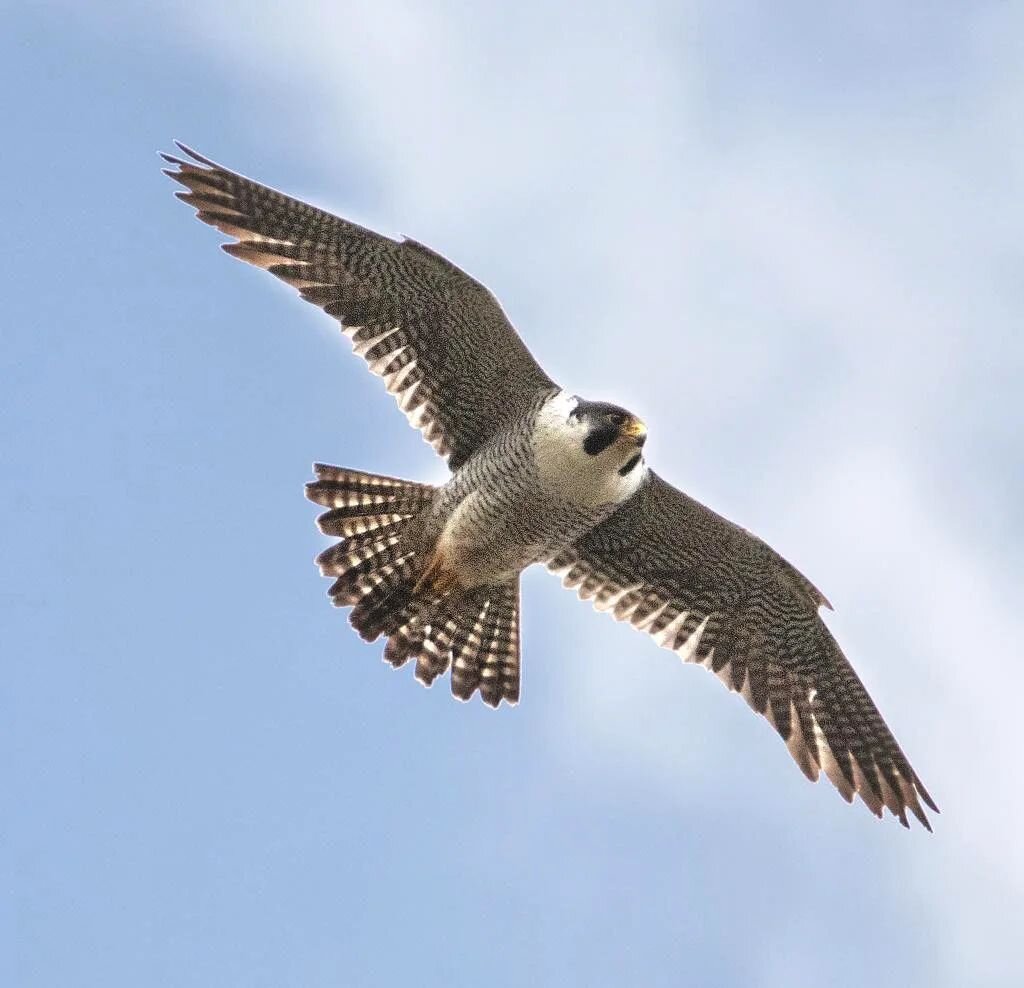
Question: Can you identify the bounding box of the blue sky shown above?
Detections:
[4,3,1022,986]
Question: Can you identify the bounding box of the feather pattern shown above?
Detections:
[163,143,555,469]
[306,464,433,609]
[548,471,938,830]
[167,144,936,827]
[383,583,521,708]
[448,584,521,706]
[306,464,521,707]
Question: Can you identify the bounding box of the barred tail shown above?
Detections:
[385,579,521,708]
[305,463,433,631]
[305,464,521,708]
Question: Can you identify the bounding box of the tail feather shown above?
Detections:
[306,463,432,616]
[450,600,490,700]
[307,463,522,707]
[350,563,419,641]
[328,550,416,610]
[315,531,403,574]
[308,464,432,497]
[306,464,434,529]
[479,587,521,706]
[450,583,521,707]
[317,511,408,539]
[415,609,459,687]
[413,592,484,689]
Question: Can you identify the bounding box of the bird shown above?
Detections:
[162,141,938,830]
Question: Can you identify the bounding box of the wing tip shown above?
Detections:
[918,782,940,815]
[172,140,217,167]
[160,141,220,176]
[908,780,938,832]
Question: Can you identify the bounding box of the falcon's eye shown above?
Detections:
[607,412,626,427]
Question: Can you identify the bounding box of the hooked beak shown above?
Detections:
[622,416,647,447]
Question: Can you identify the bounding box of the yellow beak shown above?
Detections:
[621,416,647,441]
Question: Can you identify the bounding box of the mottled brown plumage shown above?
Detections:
[164,142,937,829]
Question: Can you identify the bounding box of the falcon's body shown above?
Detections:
[164,143,938,830]
[427,390,648,588]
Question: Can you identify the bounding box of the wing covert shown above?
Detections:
[163,143,556,468]
[549,471,938,829]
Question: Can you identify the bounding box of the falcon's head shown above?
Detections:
[568,398,647,476]
[532,392,648,509]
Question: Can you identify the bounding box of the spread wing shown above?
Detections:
[163,143,556,469]
[549,471,938,830]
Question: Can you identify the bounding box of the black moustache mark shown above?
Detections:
[618,453,642,476]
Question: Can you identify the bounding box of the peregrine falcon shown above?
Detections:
[163,142,937,830]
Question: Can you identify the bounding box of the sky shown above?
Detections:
[4,2,1023,985]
